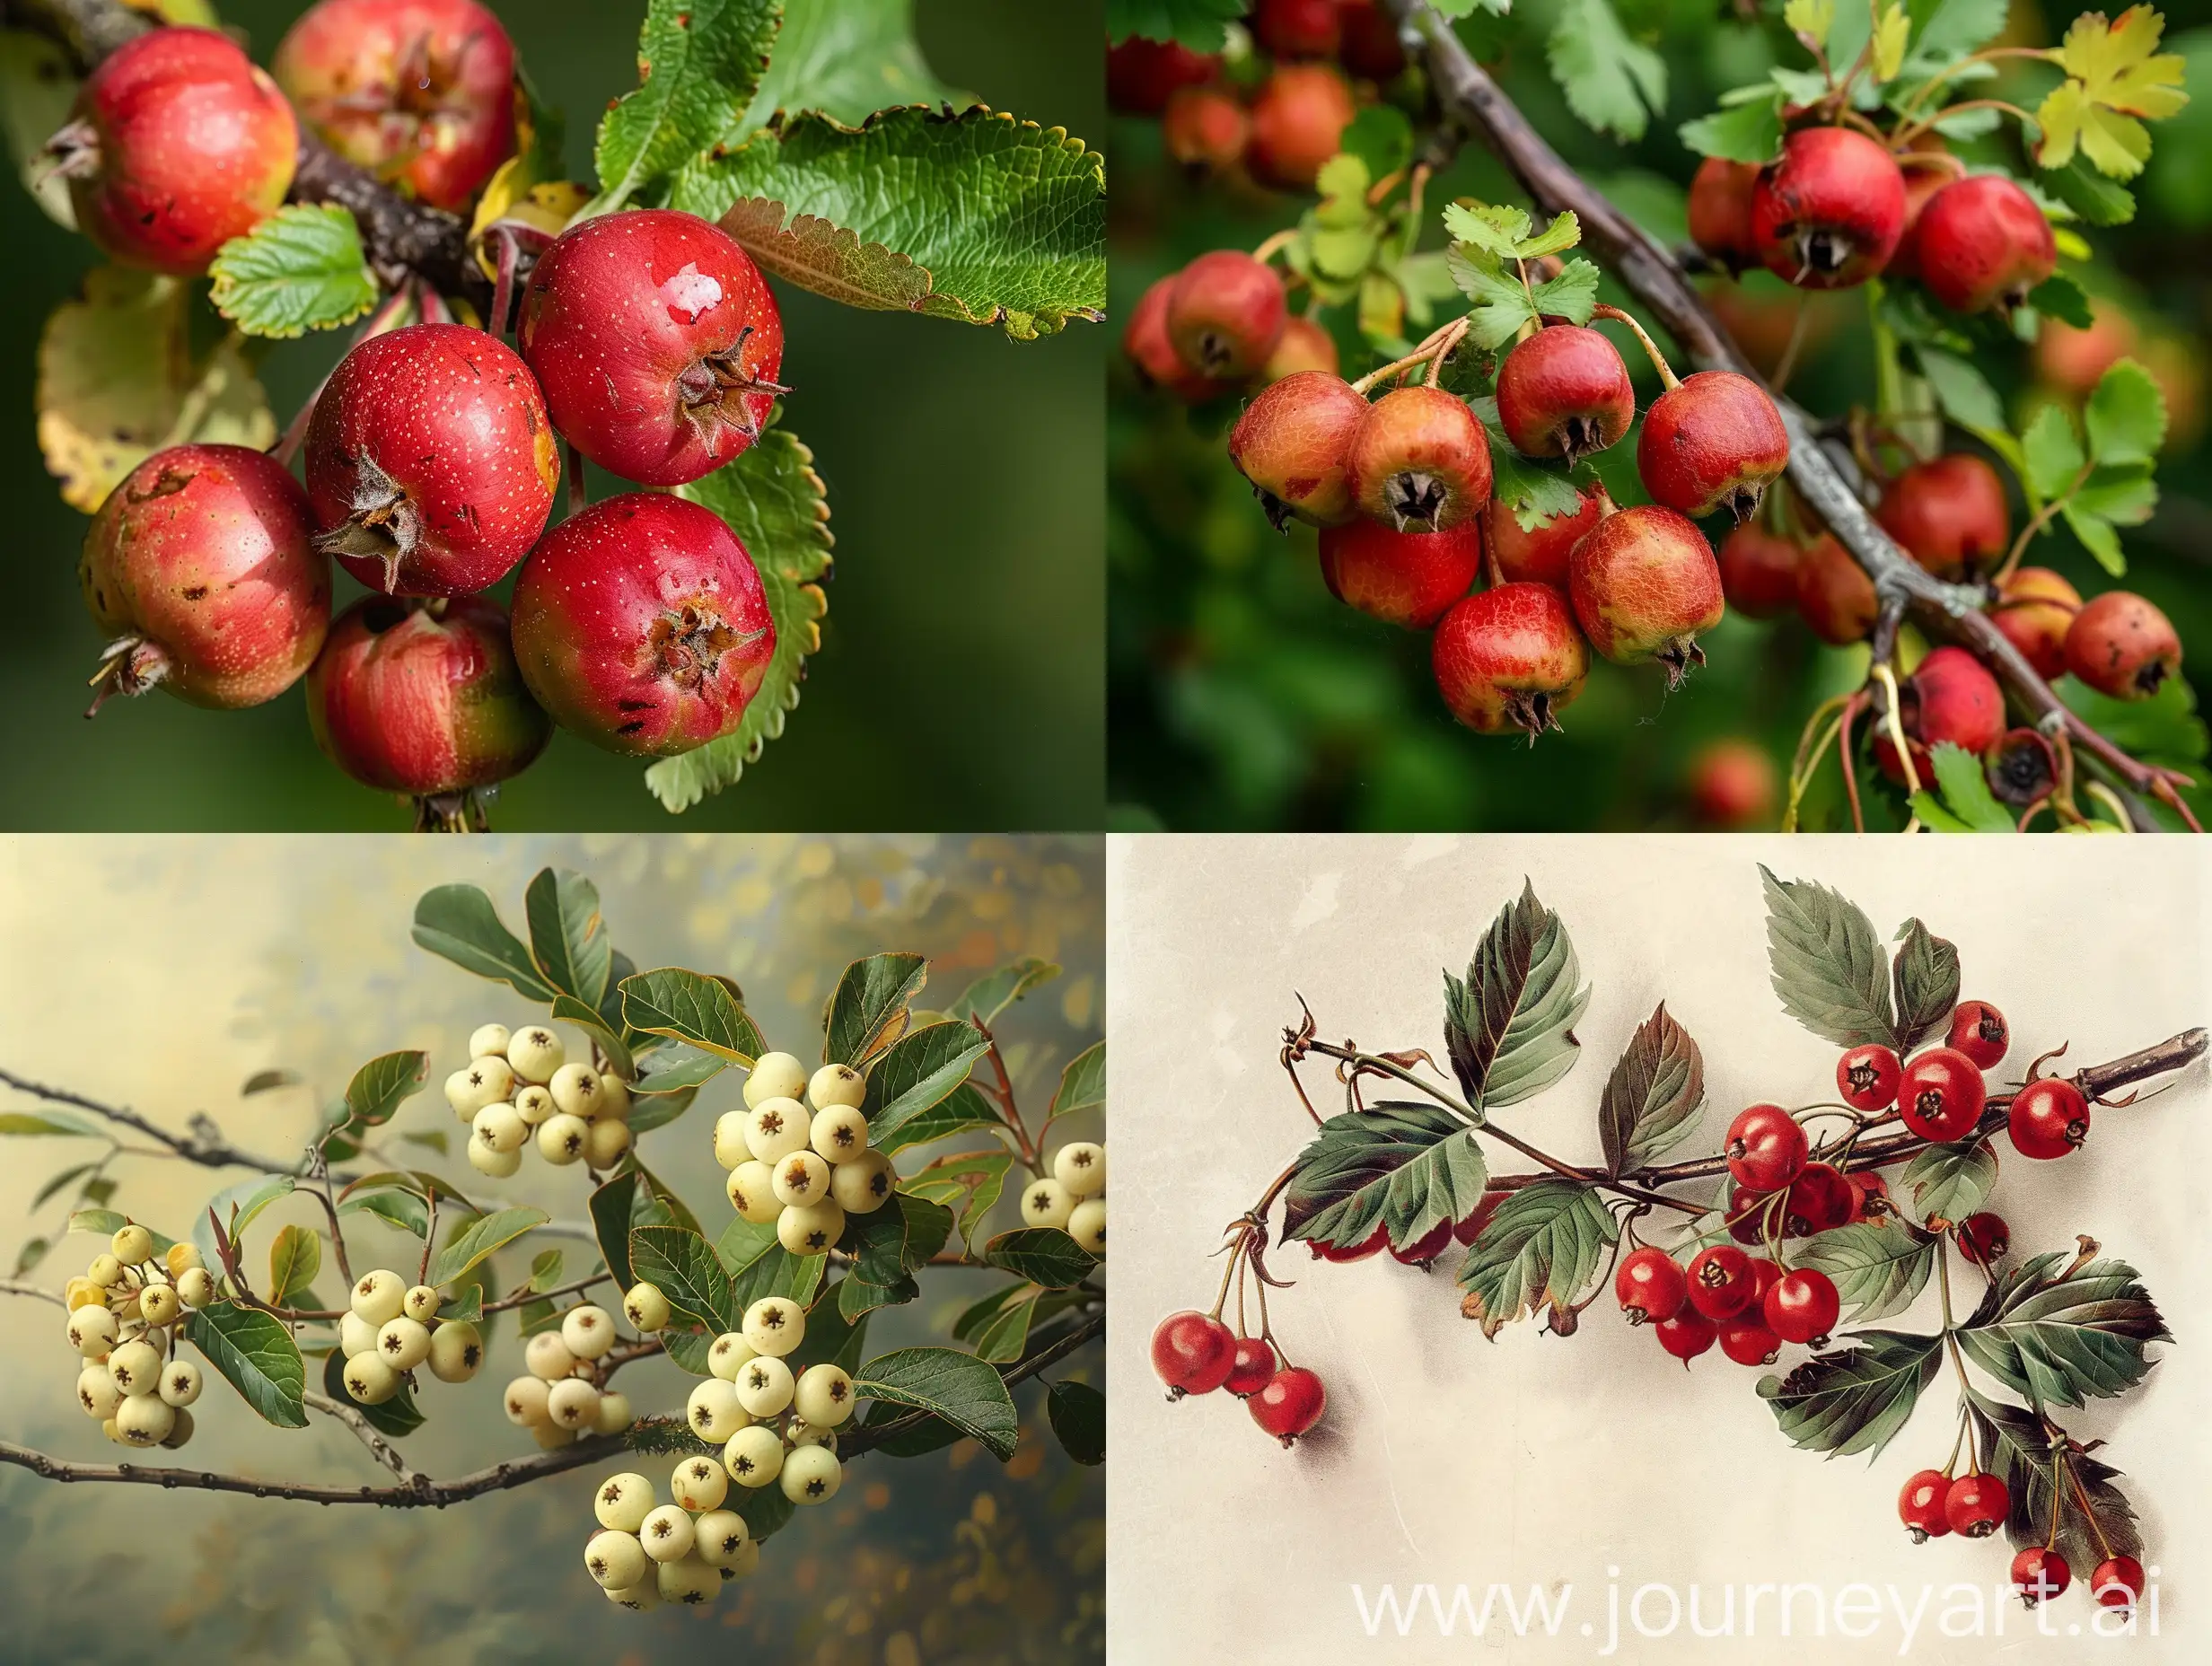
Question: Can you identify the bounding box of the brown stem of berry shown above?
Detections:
[1589,304,1678,390]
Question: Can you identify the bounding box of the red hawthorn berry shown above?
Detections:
[1567,504,1725,687]
[1150,1311,1237,1397]
[1251,0,1342,57]
[1229,371,1371,529]
[1263,315,1342,382]
[1886,146,1959,283]
[2008,1077,2091,1160]
[1726,1104,1810,1193]
[1955,1211,2009,1267]
[1716,521,1803,618]
[1837,1043,1903,1112]
[1107,37,1217,114]
[1845,1171,1892,1223]
[1687,158,1762,274]
[1653,1309,1717,1363]
[1685,1245,1756,1320]
[1873,645,2006,788]
[1898,1469,1953,1542]
[1795,534,1880,645]
[1163,84,1250,175]
[2011,1546,2072,1607]
[1123,275,1231,402]
[1762,1268,1840,1346]
[1990,567,2082,682]
[1876,455,2011,580]
[1687,739,1778,830]
[1750,127,1908,290]
[1725,1182,1777,1247]
[1485,485,1610,591]
[2065,591,2182,701]
[1717,1312,1782,1365]
[1946,1000,2008,1069]
[1250,1365,1327,1445]
[1165,250,1288,381]
[1453,1191,1505,1245]
[1390,1219,1455,1265]
[1244,63,1356,191]
[2091,1556,2146,1609]
[1636,370,1790,522]
[1337,0,1408,81]
[1348,386,1493,532]
[1311,1224,1388,1261]
[1898,1047,1988,1143]
[1224,1335,1278,1398]
[1985,726,2059,810]
[1944,1471,2010,1539]
[1914,174,2058,315]
[1782,1162,1852,1236]
[1318,519,1481,629]
[1614,1246,1688,1325]
[1430,583,1590,740]
[1495,325,1637,466]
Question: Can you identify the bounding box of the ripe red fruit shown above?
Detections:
[1251,0,1342,57]
[1750,127,1908,289]
[1123,275,1228,402]
[2091,1555,2146,1609]
[1946,1000,2008,1069]
[1487,485,1609,590]
[1107,37,1217,114]
[1496,326,1636,465]
[1318,520,1480,628]
[1688,159,1761,274]
[274,0,517,212]
[1151,1311,1237,1397]
[1431,583,1589,739]
[1390,1219,1455,1264]
[1716,522,1802,618]
[1224,1336,1278,1398]
[1945,1471,2010,1539]
[1614,1246,1688,1325]
[1876,455,2011,580]
[1337,0,1408,81]
[1845,1171,1892,1223]
[1452,1191,1504,1245]
[1348,387,1492,532]
[1229,371,1370,528]
[1874,645,2006,786]
[307,596,550,804]
[1783,1163,1852,1237]
[1837,1044,1902,1112]
[1885,151,1958,283]
[1795,534,1880,644]
[1899,1469,1953,1542]
[1244,63,1355,191]
[1567,504,1725,686]
[2011,1546,2071,1606]
[1717,1313,1781,1365]
[304,323,557,595]
[1955,1211,2009,1267]
[1636,371,1790,522]
[80,444,329,713]
[1762,1268,1840,1346]
[1653,1309,1717,1363]
[1898,1048,1988,1144]
[1914,175,2058,314]
[510,494,776,757]
[2009,1076,2090,1160]
[2065,591,2182,701]
[1991,567,2082,680]
[47,27,297,276]
[1725,1182,1777,1247]
[1163,85,1250,174]
[1262,316,1341,382]
[520,209,786,487]
[1687,739,1778,829]
[1311,1224,1388,1261]
[1165,250,1288,381]
[1250,1365,1327,1445]
[1726,1104,1809,1193]
[1685,1245,1755,1319]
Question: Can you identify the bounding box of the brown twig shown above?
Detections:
[0,1067,298,1175]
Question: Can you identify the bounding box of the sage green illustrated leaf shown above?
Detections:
[631,1223,740,1334]
[343,1051,428,1129]
[853,1346,1019,1460]
[1760,1330,1942,1458]
[1282,1103,1488,1255]
[1796,1222,1936,1323]
[1760,866,1898,1048]
[1969,1390,2144,1567]
[592,0,781,215]
[1891,918,1961,1049]
[1957,1252,2170,1407]
[184,1302,309,1428]
[1597,1003,1706,1177]
[1456,1179,1614,1338]
[823,952,928,1066]
[207,205,378,338]
[645,427,833,811]
[426,1206,549,1289]
[1900,1138,1997,1226]
[1443,881,1590,1111]
[620,968,766,1063]
[666,106,1105,339]
[526,868,612,1008]
[864,1021,991,1149]
[737,0,962,129]
[411,884,559,1002]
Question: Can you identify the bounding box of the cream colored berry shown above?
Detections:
[503,1375,551,1426]
[594,1390,633,1434]
[718,1539,761,1581]
[111,1223,154,1266]
[115,1391,174,1447]
[537,1112,590,1165]
[733,1354,794,1418]
[160,1407,195,1449]
[350,1269,406,1327]
[810,1104,871,1165]
[164,1242,203,1279]
[85,1252,123,1289]
[726,1161,780,1223]
[76,1364,120,1420]
[473,1101,527,1154]
[468,1022,512,1059]
[524,1330,576,1381]
[1020,1177,1075,1230]
[377,1316,432,1372]
[1054,1141,1107,1197]
[338,1311,378,1359]
[794,1363,856,1428]
[786,1417,838,1451]
[399,1284,439,1325]
[108,1338,161,1396]
[159,1359,202,1407]
[656,1554,719,1607]
[671,1454,728,1513]
[531,1419,578,1449]
[445,1057,514,1118]
[687,1378,748,1442]
[623,1282,670,1333]
[467,1132,522,1178]
[138,1325,171,1361]
[713,1110,755,1171]
[596,1073,631,1119]
[138,1284,180,1328]
[549,1062,601,1118]
[722,1425,783,1487]
[638,1504,696,1562]
[777,1199,846,1257]
[809,1063,866,1110]
[1069,1197,1106,1257]
[174,1267,216,1310]
[692,1509,750,1567]
[68,1304,118,1357]
[780,1442,843,1505]
[343,1352,401,1406]
[605,1577,661,1612]
[744,1051,809,1109]
[101,1417,122,1445]
[514,1083,556,1125]
[561,1304,614,1360]
[707,1331,756,1381]
[64,1276,101,1311]
[505,1027,565,1083]
[548,1378,601,1430]
[745,1099,808,1162]
[830,1151,895,1214]
[584,1528,648,1591]
[427,1320,484,1382]
[771,1150,830,1207]
[584,1117,632,1170]
[594,1471,655,1532]
[742,1296,805,1357]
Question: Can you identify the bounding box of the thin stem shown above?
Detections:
[1870,662,1924,799]
[1838,692,1867,833]
[0,1069,296,1175]
[1892,100,2038,151]
[1252,228,1297,265]
[1590,303,1679,390]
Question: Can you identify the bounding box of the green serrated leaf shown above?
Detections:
[1797,1222,1936,1322]
[2085,358,2167,467]
[1548,0,1668,144]
[1958,1251,2169,1407]
[207,205,378,339]
[1760,1330,1941,1457]
[1927,741,2014,833]
[1106,0,1244,51]
[1891,918,1962,1048]
[184,1302,308,1428]
[1283,1103,1488,1253]
[1456,1179,1615,1337]
[1970,1391,2144,1568]
[1760,866,1898,1048]
[1530,260,1601,325]
[426,1206,549,1289]
[1900,1137,1997,1226]
[853,1346,1019,1460]
[1679,92,1786,162]
[1444,881,1591,1111]
[592,0,780,215]
[1598,1004,1707,1176]
[738,0,961,130]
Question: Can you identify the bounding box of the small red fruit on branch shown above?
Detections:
[1614,1246,1687,1325]
[1635,371,1789,522]
[1567,504,1725,687]
[1794,533,1880,645]
[2064,591,2183,702]
[1749,127,1907,290]
[1225,1336,1278,1399]
[2009,1076,2092,1160]
[1150,1311,1237,1399]
[1163,85,1250,176]
[1249,1366,1327,1446]
[1991,567,2083,681]
[1244,63,1356,191]
[1430,582,1588,739]
[1873,646,2006,787]
[1317,520,1481,629]
[1687,158,1761,275]
[1944,1470,2010,1539]
[1490,487,1610,590]
[1106,37,1217,115]
[1495,324,1635,466]
[1911,175,2058,316]
[1897,1046,1988,1143]
[1716,521,1801,619]
[1955,1211,2010,1267]
[1123,276,1230,402]
[1228,372,1371,529]
[1348,386,1493,532]
[2012,1546,2072,1606]
[1836,1042,1902,1111]
[1899,1470,1953,1542]
[1946,1000,2009,1069]
[1876,456,2011,581]
[1762,1269,1839,1347]
[1165,250,1289,381]
[1725,1103,1808,1192]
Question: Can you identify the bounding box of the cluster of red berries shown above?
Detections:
[1896,1464,2147,1611]
[59,9,790,818]
[1148,1308,1328,1449]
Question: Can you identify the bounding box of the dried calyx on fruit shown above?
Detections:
[1347,386,1492,532]
[1431,582,1589,739]
[1568,504,1725,687]
[1750,127,1907,290]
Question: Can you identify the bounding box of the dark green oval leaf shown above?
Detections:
[1597,1003,1705,1177]
[854,1345,1019,1460]
[982,1226,1096,1290]
[426,1206,549,1289]
[824,952,928,1066]
[630,1223,738,1333]
[411,885,557,1002]
[1046,1378,1104,1465]
[527,868,612,1008]
[185,1302,308,1428]
[1759,1330,1941,1458]
[865,1021,991,1148]
[619,967,765,1064]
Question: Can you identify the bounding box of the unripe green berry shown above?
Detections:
[339,1311,378,1358]
[584,1528,648,1590]
[350,1269,407,1327]
[547,1377,601,1429]
[343,1352,401,1405]
[402,1285,442,1324]
[692,1508,750,1567]
[830,1150,895,1214]
[514,1083,556,1125]
[584,1117,632,1169]
[85,1253,123,1288]
[538,1113,590,1165]
[467,1022,511,1059]
[655,1554,719,1607]
[594,1390,633,1434]
[108,1338,161,1396]
[771,1149,830,1207]
[472,1101,527,1153]
[780,1442,843,1505]
[503,1374,552,1425]
[467,1132,522,1177]
[707,1331,756,1381]
[687,1378,749,1442]
[175,1267,216,1310]
[77,1364,121,1420]
[638,1503,696,1562]
[794,1363,856,1428]
[671,1454,729,1513]
[525,1330,577,1381]
[110,1223,154,1266]
[742,1296,805,1357]
[745,1100,808,1162]
[726,1161,780,1223]
[733,1354,794,1418]
[623,1282,670,1333]
[138,1284,180,1328]
[505,1026,565,1083]
[777,1198,846,1256]
[562,1303,615,1360]
[722,1425,783,1486]
[549,1061,602,1118]
[115,1390,174,1447]
[378,1316,432,1371]
[445,1057,514,1118]
[427,1320,484,1382]
[1053,1141,1107,1197]
[164,1242,204,1279]
[1069,1197,1106,1256]
[713,1111,754,1170]
[810,1104,870,1164]
[743,1051,808,1108]
[159,1359,203,1407]
[594,1470,655,1532]
[809,1063,866,1110]
[1019,1177,1075,1230]
[68,1304,118,1357]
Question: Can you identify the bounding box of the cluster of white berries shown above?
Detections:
[1017,1142,1109,1257]
[714,1052,892,1256]
[451,1022,636,1179]
[584,1294,853,1612]
[338,1267,484,1407]
[63,1223,214,1450]
[501,1301,634,1449]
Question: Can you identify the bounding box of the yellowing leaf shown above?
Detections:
[2036,6,2189,179]
[1872,2,1911,82]
[1784,0,1836,48]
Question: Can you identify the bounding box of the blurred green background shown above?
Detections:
[1109,1,2212,832]
[1,0,1105,831]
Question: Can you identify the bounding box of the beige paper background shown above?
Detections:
[1107,834,2209,1664]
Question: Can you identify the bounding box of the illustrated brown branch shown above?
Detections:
[0,1067,300,1176]
[1380,0,2195,829]
[305,1390,421,1483]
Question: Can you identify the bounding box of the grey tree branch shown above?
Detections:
[304,1390,421,1483]
[0,1067,298,1175]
